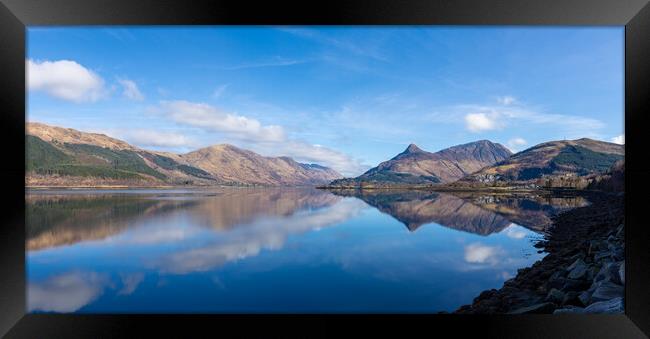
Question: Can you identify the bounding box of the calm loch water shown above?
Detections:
[26,188,589,313]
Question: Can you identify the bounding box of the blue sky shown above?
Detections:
[27,26,624,176]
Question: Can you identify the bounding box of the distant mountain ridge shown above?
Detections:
[26,122,342,187]
[326,140,512,188]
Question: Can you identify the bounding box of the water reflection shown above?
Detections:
[329,189,589,233]
[26,188,589,313]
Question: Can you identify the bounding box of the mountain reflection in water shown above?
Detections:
[26,188,589,313]
[328,189,589,234]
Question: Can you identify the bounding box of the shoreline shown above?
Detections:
[454,191,625,314]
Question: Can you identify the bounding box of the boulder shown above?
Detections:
[578,291,591,306]
[562,278,591,292]
[508,302,556,314]
[594,251,611,261]
[594,263,613,283]
[584,297,624,314]
[562,291,582,307]
[545,288,565,304]
[548,277,566,290]
[591,281,624,302]
[608,262,622,285]
[567,259,588,280]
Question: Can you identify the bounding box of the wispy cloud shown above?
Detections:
[497,95,517,105]
[119,129,197,149]
[457,99,606,137]
[222,56,309,70]
[153,199,366,274]
[611,134,624,144]
[27,59,107,103]
[117,78,144,101]
[279,27,389,62]
[157,100,286,142]
[212,84,229,99]
[117,272,145,295]
[153,100,366,175]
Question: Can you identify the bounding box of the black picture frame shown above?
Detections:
[1,0,649,337]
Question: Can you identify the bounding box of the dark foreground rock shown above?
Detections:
[455,192,624,314]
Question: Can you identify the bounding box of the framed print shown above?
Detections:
[1,0,649,337]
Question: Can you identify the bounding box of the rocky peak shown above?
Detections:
[404,143,424,154]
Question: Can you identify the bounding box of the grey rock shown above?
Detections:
[567,259,588,280]
[567,258,584,271]
[578,291,591,306]
[562,278,591,292]
[591,281,624,302]
[562,291,581,306]
[595,251,611,261]
[553,306,585,314]
[594,263,613,283]
[584,297,624,314]
[619,262,625,285]
[508,302,556,314]
[548,277,566,290]
[545,288,565,303]
[612,248,624,261]
[609,262,622,285]
[549,270,564,281]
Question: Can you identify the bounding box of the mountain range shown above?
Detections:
[326,140,512,188]
[26,122,341,187]
[325,138,623,189]
[26,122,624,189]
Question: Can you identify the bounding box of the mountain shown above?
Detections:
[455,138,624,188]
[26,122,342,187]
[326,140,512,188]
[179,144,342,186]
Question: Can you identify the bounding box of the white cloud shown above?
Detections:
[506,137,528,152]
[459,103,605,137]
[504,224,528,239]
[28,271,110,312]
[155,100,366,176]
[611,134,624,144]
[121,129,196,148]
[465,112,500,132]
[464,243,502,265]
[118,78,144,101]
[497,96,516,105]
[158,100,286,142]
[251,140,369,176]
[27,59,106,103]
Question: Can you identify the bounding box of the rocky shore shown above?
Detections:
[455,192,624,314]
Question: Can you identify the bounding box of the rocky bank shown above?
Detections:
[455,192,625,314]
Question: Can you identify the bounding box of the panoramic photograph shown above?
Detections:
[26,26,624,314]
